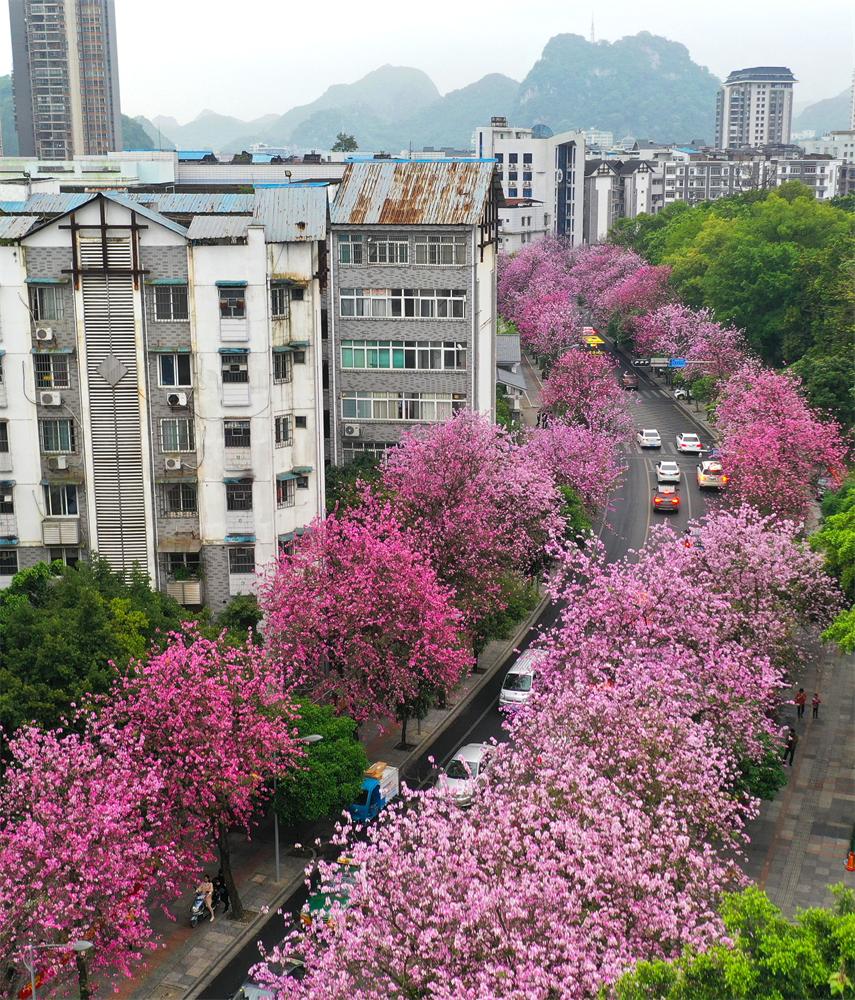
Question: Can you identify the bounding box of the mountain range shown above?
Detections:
[793,88,852,136]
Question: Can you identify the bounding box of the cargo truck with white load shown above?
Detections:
[348,761,399,823]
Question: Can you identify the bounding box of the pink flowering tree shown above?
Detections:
[514,289,583,360]
[632,304,750,380]
[540,348,635,440]
[260,511,472,746]
[714,365,848,521]
[0,727,192,999]
[598,262,672,328]
[523,422,623,513]
[93,628,304,920]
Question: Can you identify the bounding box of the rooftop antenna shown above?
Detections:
[590,13,595,43]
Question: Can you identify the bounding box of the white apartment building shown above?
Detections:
[583,160,655,243]
[715,67,796,149]
[0,188,326,609]
[474,118,585,252]
[801,131,855,164]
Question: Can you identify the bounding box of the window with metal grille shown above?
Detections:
[221,353,249,384]
[271,285,290,318]
[219,288,246,319]
[224,419,251,448]
[34,353,70,389]
[153,285,189,321]
[166,551,201,577]
[274,414,292,447]
[161,418,195,453]
[40,418,75,453]
[161,482,197,516]
[29,285,63,321]
[276,478,295,508]
[158,353,192,387]
[273,352,292,383]
[0,488,12,514]
[43,483,78,516]
[228,546,255,574]
[0,550,18,575]
[226,480,253,511]
[0,421,7,452]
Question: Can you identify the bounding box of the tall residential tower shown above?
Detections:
[714,67,796,149]
[9,0,122,158]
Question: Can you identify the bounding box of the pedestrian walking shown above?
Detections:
[783,727,798,766]
[812,692,821,719]
[795,688,807,720]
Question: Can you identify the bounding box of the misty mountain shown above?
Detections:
[793,88,851,136]
[152,109,279,150]
[401,74,520,150]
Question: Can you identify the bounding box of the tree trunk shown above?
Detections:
[75,950,91,1000]
[217,821,243,920]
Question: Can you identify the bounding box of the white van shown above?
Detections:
[499,648,548,709]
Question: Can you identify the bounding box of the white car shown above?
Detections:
[440,743,491,807]
[676,432,703,454]
[499,648,547,709]
[655,460,681,484]
[696,461,728,489]
[636,428,661,449]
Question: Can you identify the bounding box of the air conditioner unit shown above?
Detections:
[343,423,361,438]
[164,457,183,472]
[39,391,61,407]
[35,327,54,342]
[48,455,68,471]
[166,391,188,408]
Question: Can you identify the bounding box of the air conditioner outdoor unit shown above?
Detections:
[35,327,54,342]
[164,457,183,472]
[39,391,61,407]
[48,455,68,471]
[166,391,188,408]
[343,423,361,438]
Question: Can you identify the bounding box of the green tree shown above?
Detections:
[272,701,368,827]
[325,454,383,515]
[216,593,262,641]
[0,558,183,733]
[331,132,358,152]
[814,473,855,655]
[558,484,592,541]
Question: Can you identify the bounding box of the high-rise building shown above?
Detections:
[9,0,122,159]
[714,67,796,149]
[850,68,855,130]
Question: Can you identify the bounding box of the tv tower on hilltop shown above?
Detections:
[590,14,595,43]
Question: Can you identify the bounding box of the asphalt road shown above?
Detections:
[200,360,714,1000]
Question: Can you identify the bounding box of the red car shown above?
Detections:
[652,485,681,512]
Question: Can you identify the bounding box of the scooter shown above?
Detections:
[190,891,208,927]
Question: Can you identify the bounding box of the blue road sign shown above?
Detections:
[669,358,687,369]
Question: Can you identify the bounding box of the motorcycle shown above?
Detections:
[190,891,208,927]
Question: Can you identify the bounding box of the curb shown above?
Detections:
[186,590,550,998]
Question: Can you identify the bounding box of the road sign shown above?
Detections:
[669,358,687,369]
[650,357,668,366]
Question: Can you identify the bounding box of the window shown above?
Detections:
[226,480,253,511]
[295,415,307,429]
[0,550,18,576]
[48,547,79,567]
[339,289,466,319]
[0,421,7,452]
[413,235,466,266]
[291,287,304,301]
[29,284,63,321]
[273,351,292,383]
[341,391,466,422]
[158,353,192,387]
[221,353,249,384]
[0,488,12,514]
[340,340,466,371]
[166,551,201,577]
[43,483,78,516]
[153,284,189,321]
[161,482,197,516]
[219,287,246,319]
[274,414,292,447]
[342,440,391,464]
[508,153,518,163]
[338,234,364,264]
[523,171,532,181]
[508,188,518,198]
[508,171,517,181]
[293,350,306,364]
[523,188,532,199]
[495,153,503,163]
[523,153,532,164]
[270,284,290,319]
[296,475,309,489]
[276,478,295,508]
[40,418,75,453]
[34,353,70,389]
[228,546,255,574]
[224,419,250,448]
[367,238,408,264]
[160,418,195,453]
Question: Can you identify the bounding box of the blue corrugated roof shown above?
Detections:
[0,192,91,215]
[177,149,215,161]
[0,201,27,213]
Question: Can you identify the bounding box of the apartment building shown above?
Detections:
[474,118,585,251]
[801,130,855,164]
[0,188,326,608]
[327,159,500,465]
[583,160,655,242]
[9,0,122,158]
[714,67,796,149]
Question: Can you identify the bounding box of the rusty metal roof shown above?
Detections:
[331,161,494,226]
[252,186,328,242]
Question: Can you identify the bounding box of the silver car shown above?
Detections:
[655,460,681,484]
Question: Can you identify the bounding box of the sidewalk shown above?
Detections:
[742,645,855,915]
[116,594,549,1000]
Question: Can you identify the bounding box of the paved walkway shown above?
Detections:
[520,351,543,427]
[742,645,855,914]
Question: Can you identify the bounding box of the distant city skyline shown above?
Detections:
[0,0,852,122]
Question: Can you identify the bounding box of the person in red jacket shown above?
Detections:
[795,688,807,720]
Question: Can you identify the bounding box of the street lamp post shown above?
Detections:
[21,940,93,1000]
[274,734,324,882]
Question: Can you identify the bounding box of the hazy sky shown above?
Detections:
[1,0,852,121]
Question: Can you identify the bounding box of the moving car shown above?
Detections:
[636,428,661,449]
[676,432,703,454]
[301,857,361,928]
[652,485,681,512]
[655,460,681,484]
[440,743,491,807]
[696,461,729,489]
[499,648,547,710]
[348,762,399,823]
[621,372,639,389]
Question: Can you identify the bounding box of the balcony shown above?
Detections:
[42,518,80,545]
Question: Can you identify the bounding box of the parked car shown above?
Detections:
[621,372,640,389]
[696,461,729,489]
[348,762,399,823]
[636,428,661,448]
[673,387,693,400]
[676,432,703,454]
[655,460,681,484]
[499,648,547,710]
[652,485,681,513]
[440,743,492,807]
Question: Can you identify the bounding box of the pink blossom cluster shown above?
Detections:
[522,422,623,513]
[632,304,751,380]
[253,508,838,999]
[539,348,636,441]
[560,244,670,327]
